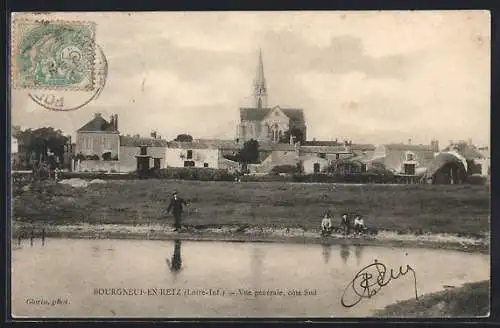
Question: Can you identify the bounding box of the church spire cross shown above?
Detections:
[253,49,268,109]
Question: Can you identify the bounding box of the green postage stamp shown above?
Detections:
[11,19,96,90]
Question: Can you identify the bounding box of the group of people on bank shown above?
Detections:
[164,191,369,237]
[320,210,367,237]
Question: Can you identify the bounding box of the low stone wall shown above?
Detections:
[74,160,120,173]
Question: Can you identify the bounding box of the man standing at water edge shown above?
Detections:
[167,191,188,231]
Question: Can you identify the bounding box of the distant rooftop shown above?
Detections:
[384,143,434,152]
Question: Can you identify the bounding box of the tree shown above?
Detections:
[13,127,69,168]
[279,127,305,144]
[174,134,193,142]
[238,139,260,165]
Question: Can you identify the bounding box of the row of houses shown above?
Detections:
[71,112,490,182]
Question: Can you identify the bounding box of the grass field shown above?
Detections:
[376,280,490,317]
[12,179,490,237]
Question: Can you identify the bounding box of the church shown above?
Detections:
[236,50,307,144]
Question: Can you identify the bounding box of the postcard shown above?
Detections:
[10,10,490,318]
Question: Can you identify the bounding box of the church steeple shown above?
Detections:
[253,49,268,109]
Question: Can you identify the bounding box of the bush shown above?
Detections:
[155,168,235,181]
[270,164,298,175]
[74,153,86,161]
[241,174,292,183]
[290,172,396,184]
[85,154,100,160]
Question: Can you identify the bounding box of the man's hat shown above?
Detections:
[173,191,178,195]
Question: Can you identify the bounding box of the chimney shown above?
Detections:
[468,138,473,146]
[431,139,439,153]
[110,115,114,128]
[94,113,101,118]
[408,138,412,145]
[114,114,118,131]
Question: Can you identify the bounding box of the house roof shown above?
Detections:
[299,145,350,154]
[350,143,376,151]
[424,153,467,179]
[167,139,240,150]
[442,145,484,160]
[240,106,305,123]
[385,144,434,152]
[302,140,341,147]
[334,156,367,165]
[120,136,168,147]
[77,114,115,132]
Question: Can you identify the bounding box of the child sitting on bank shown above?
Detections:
[321,211,333,237]
[353,215,367,235]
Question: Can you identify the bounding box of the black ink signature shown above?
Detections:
[340,259,418,308]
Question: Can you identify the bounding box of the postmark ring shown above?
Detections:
[27,44,108,112]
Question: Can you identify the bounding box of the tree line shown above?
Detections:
[12,126,69,169]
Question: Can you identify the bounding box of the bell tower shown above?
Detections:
[253,49,268,109]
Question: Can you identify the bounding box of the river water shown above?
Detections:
[11,238,489,318]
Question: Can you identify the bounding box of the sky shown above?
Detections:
[11,11,490,147]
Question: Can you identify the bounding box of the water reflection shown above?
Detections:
[321,243,332,264]
[166,240,183,277]
[340,244,350,264]
[354,245,364,265]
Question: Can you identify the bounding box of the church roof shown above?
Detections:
[77,114,115,133]
[282,108,305,123]
[240,107,270,121]
[239,107,305,123]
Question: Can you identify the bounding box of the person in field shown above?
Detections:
[321,210,333,237]
[167,191,188,231]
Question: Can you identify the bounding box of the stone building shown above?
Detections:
[75,113,120,160]
[372,142,436,175]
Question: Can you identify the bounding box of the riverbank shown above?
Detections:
[12,221,489,254]
[13,179,490,237]
[376,280,490,317]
